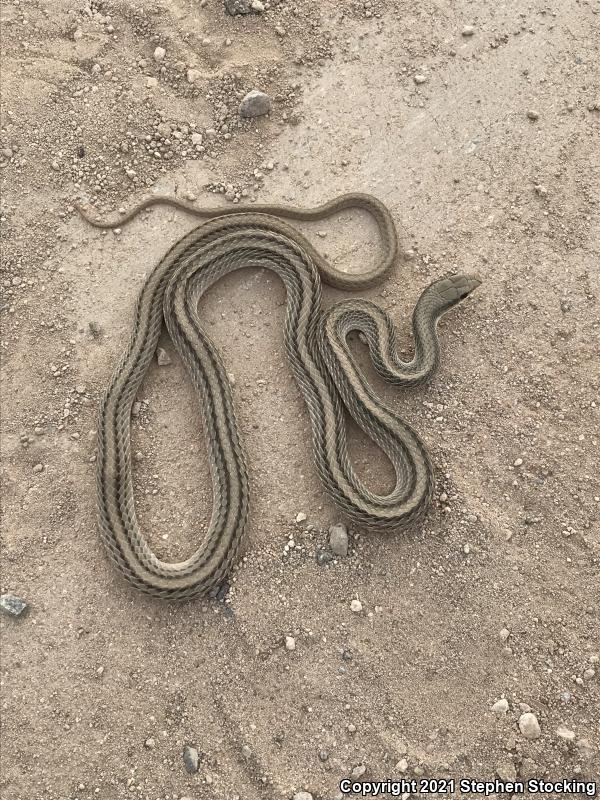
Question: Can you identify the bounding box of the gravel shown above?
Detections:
[239,90,272,118]
[328,523,348,556]
[0,594,28,617]
[518,712,541,740]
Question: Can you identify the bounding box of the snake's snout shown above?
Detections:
[432,273,482,306]
[460,273,482,298]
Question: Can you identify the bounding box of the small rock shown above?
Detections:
[583,667,595,680]
[73,27,83,41]
[518,712,541,740]
[513,457,523,467]
[496,762,517,781]
[285,636,296,651]
[556,725,576,742]
[0,594,28,617]
[156,347,172,366]
[350,599,363,614]
[33,463,44,474]
[316,549,333,566]
[395,758,408,772]
[187,69,202,84]
[526,110,540,120]
[183,745,199,773]
[295,512,307,523]
[462,25,475,36]
[351,764,366,778]
[144,737,156,749]
[499,627,510,641]
[329,523,348,557]
[293,793,313,800]
[191,132,203,146]
[241,744,252,759]
[413,74,427,85]
[153,46,166,62]
[239,90,271,118]
[251,0,264,10]
[146,77,158,88]
[491,698,509,715]
[224,0,253,14]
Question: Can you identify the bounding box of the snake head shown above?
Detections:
[431,274,481,308]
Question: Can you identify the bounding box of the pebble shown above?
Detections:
[526,110,540,120]
[191,133,203,146]
[351,764,366,778]
[556,725,576,742]
[496,762,517,781]
[144,737,156,749]
[295,512,307,523]
[499,627,510,641]
[328,523,348,557]
[146,77,158,88]
[251,0,265,10]
[285,636,296,651]
[350,599,363,614]
[239,90,272,118]
[491,698,509,715]
[413,74,427,85]
[183,745,199,773]
[395,758,408,772]
[156,347,172,366]
[583,668,595,680]
[316,549,333,566]
[153,46,166,62]
[187,69,202,84]
[293,794,313,800]
[0,594,28,617]
[518,712,541,740]
[33,463,44,473]
[462,25,475,36]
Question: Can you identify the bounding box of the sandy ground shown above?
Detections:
[1,0,599,798]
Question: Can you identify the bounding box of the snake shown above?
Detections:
[76,193,480,600]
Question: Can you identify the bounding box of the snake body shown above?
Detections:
[77,194,480,599]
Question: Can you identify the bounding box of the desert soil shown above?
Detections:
[1,0,599,799]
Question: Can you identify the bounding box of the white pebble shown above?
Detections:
[556,725,576,742]
[491,698,509,715]
[350,599,363,614]
[153,46,166,62]
[285,636,296,651]
[518,712,541,740]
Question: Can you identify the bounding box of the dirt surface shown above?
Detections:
[1,0,599,798]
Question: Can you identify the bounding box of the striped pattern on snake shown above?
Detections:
[76,194,480,599]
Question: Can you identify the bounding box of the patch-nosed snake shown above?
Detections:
[76,193,480,599]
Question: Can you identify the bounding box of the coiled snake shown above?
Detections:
[76,193,480,599]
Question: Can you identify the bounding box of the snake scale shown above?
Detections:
[76,193,480,599]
